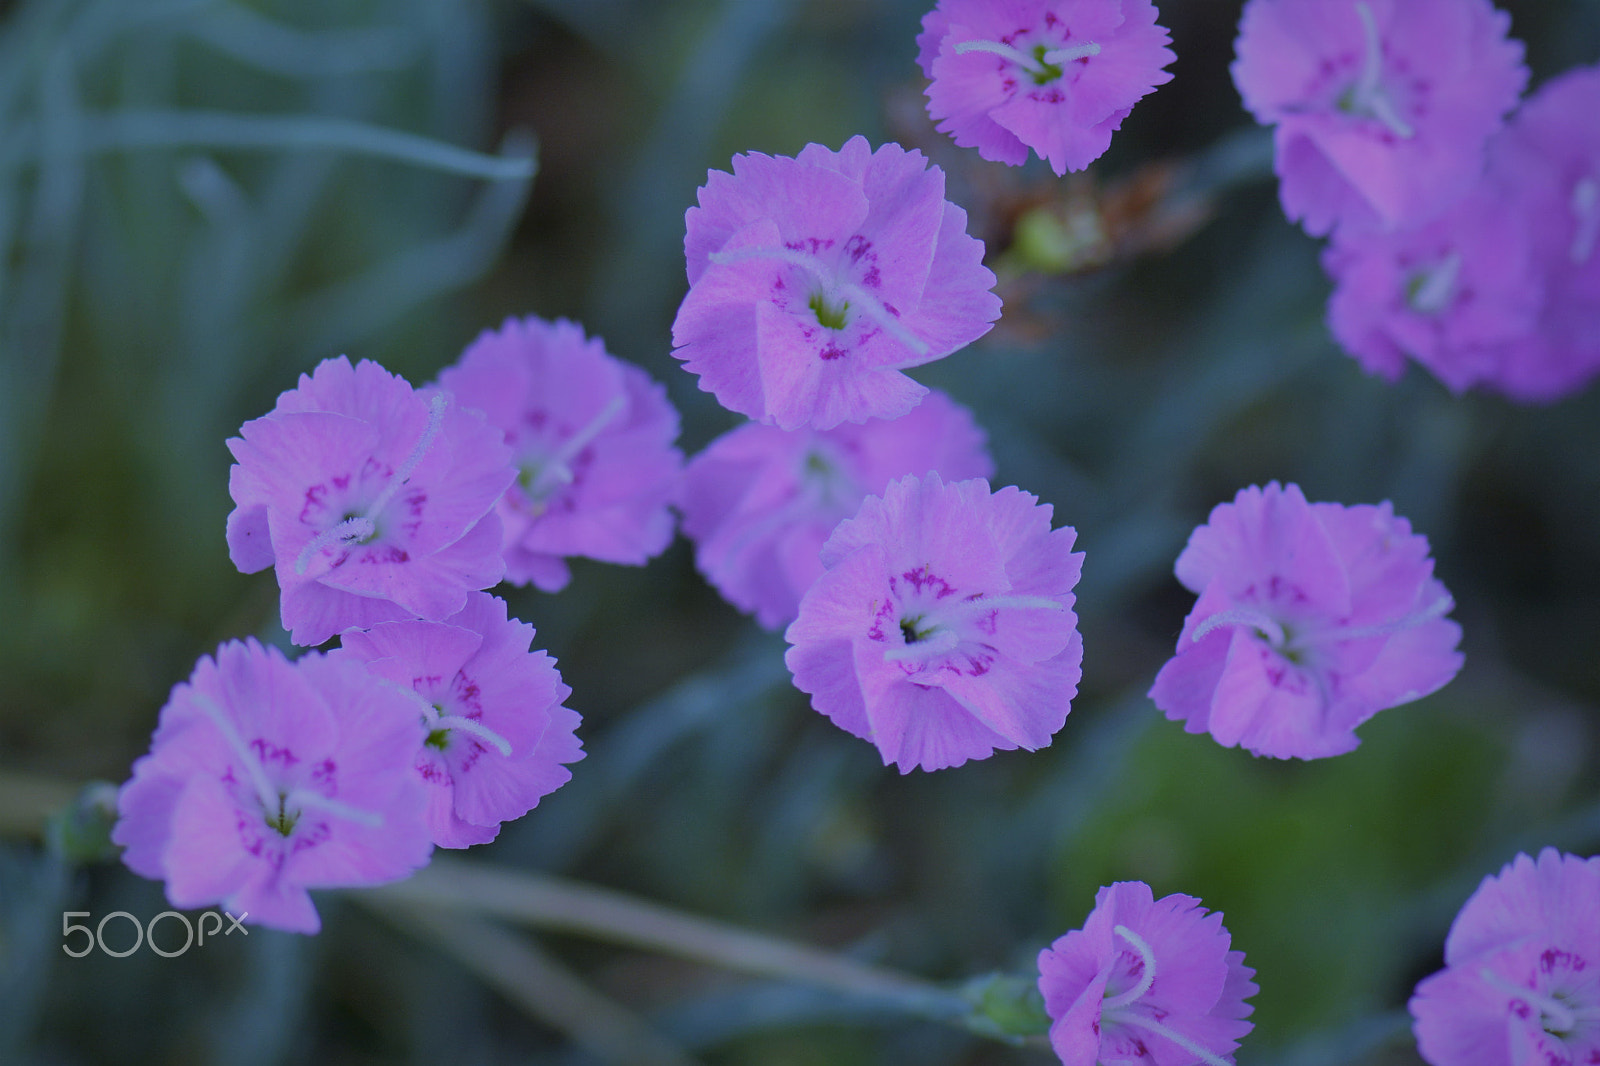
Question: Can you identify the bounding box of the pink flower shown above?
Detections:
[335,593,582,849]
[672,136,1000,431]
[679,390,993,630]
[1321,179,1543,391]
[227,357,515,646]
[1149,483,1462,760]
[434,317,683,592]
[784,473,1082,773]
[1410,848,1600,1066]
[1232,0,1526,236]
[916,0,1175,175]
[1038,881,1256,1066]
[112,640,432,934]
[1480,64,1600,401]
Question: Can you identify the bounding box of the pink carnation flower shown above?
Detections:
[784,473,1082,773]
[335,592,583,849]
[434,316,683,592]
[915,0,1176,175]
[1482,64,1600,401]
[1038,881,1257,1066]
[1410,848,1600,1066]
[112,639,432,934]
[1321,179,1543,391]
[1149,483,1462,760]
[672,136,1001,431]
[679,390,993,630]
[227,357,515,646]
[1232,0,1526,236]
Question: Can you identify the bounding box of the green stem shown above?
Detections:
[2,110,536,181]
[367,857,971,1023]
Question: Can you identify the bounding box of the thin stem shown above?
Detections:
[3,110,538,181]
[366,858,970,1022]
[953,38,1047,75]
[367,902,702,1066]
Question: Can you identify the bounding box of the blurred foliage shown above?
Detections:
[1,0,1598,1064]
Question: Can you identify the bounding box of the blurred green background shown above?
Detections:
[1,0,1597,1063]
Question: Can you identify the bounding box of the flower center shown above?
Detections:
[1191,595,1452,663]
[294,392,448,575]
[708,244,929,356]
[1337,1,1414,139]
[809,290,851,330]
[1406,253,1462,315]
[517,393,626,510]
[953,37,1100,85]
[1101,925,1234,1066]
[403,687,512,758]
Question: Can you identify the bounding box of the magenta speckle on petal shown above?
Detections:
[673,137,1000,430]
[784,472,1082,773]
[1038,881,1257,1066]
[1149,482,1463,760]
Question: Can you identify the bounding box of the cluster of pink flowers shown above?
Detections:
[106,8,1587,1065]
[118,318,687,930]
[1233,0,1600,400]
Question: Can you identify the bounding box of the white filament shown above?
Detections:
[1102,925,1158,1010]
[1191,607,1287,648]
[1570,177,1598,265]
[1351,2,1415,138]
[1409,254,1462,315]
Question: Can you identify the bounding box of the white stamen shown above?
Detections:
[1570,177,1598,265]
[1409,254,1462,315]
[293,393,449,575]
[364,392,449,519]
[883,628,960,661]
[1191,608,1287,648]
[954,38,1047,75]
[1102,925,1158,1010]
[394,683,514,759]
[284,788,384,828]
[294,515,375,575]
[524,394,627,499]
[1115,1012,1236,1066]
[189,691,279,817]
[433,714,513,757]
[707,245,930,356]
[1479,967,1577,1034]
[1310,595,1453,644]
[1350,2,1414,139]
[1043,42,1100,65]
[953,594,1064,615]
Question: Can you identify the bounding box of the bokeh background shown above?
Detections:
[2,0,1598,1063]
